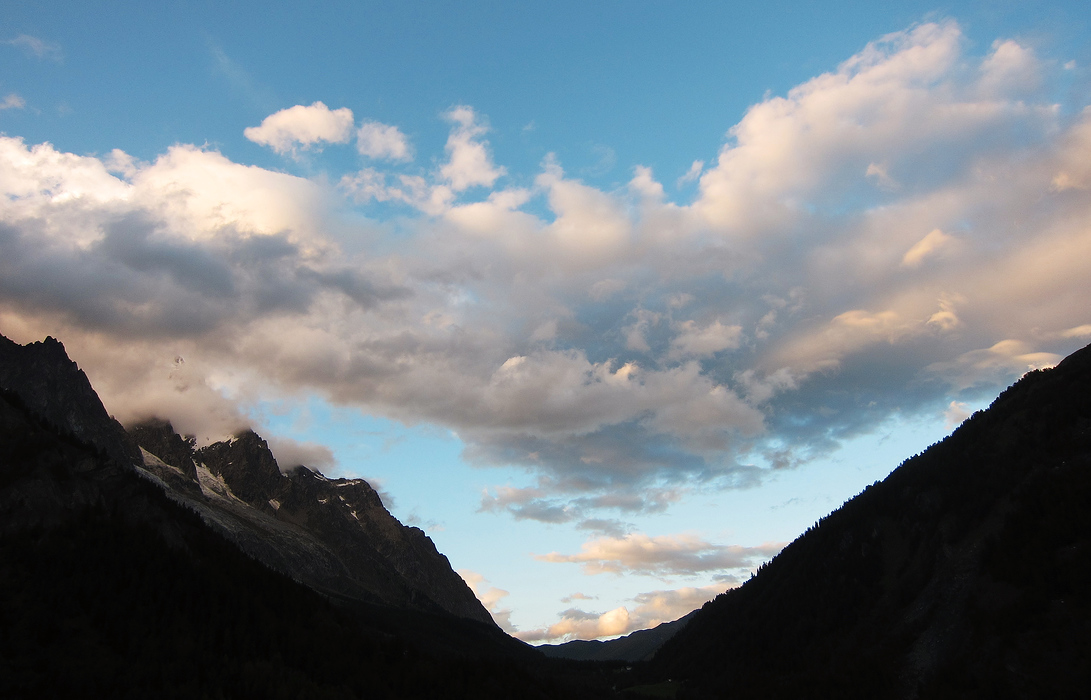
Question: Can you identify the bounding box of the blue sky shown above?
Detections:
[2,1,1090,640]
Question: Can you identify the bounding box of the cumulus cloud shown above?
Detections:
[440,105,505,191]
[245,102,355,155]
[535,533,784,577]
[356,121,412,161]
[2,20,1090,521]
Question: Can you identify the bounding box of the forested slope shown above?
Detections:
[645,344,1091,699]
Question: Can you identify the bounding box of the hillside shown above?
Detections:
[128,419,493,624]
[643,344,1091,698]
[0,334,616,698]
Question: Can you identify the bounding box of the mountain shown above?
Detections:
[128,419,493,624]
[0,333,617,698]
[538,611,697,663]
[642,343,1091,699]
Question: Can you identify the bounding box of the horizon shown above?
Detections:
[1,1,1090,642]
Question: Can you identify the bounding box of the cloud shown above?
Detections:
[926,340,1062,391]
[2,20,1090,522]
[459,570,515,632]
[0,94,25,110]
[4,34,63,62]
[667,319,743,359]
[265,435,336,472]
[245,102,355,155]
[440,106,505,191]
[517,583,724,643]
[902,228,954,267]
[356,121,412,161]
[677,160,703,187]
[535,532,783,577]
[944,400,971,429]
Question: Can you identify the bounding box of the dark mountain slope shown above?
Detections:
[645,344,1091,699]
[130,420,492,624]
[0,334,618,698]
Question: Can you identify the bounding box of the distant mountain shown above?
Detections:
[128,419,493,624]
[0,333,614,698]
[538,610,697,663]
[643,343,1091,699]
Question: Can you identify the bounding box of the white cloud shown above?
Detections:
[677,160,703,186]
[244,101,355,155]
[440,105,505,191]
[356,121,412,161]
[2,19,1091,522]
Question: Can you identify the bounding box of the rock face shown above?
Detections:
[0,334,558,698]
[0,335,142,469]
[0,332,492,626]
[129,421,494,625]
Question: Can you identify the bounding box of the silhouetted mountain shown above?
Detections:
[643,344,1091,699]
[129,419,493,624]
[0,334,618,698]
[539,611,697,662]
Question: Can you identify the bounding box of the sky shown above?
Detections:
[2,1,1091,642]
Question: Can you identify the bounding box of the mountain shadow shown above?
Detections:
[641,343,1091,699]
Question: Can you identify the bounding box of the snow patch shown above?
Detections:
[268,498,281,511]
[140,447,184,474]
[195,462,244,502]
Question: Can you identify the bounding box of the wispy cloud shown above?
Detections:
[0,94,25,110]
[4,34,63,62]
[459,570,515,632]
[535,532,783,577]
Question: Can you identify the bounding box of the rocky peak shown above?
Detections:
[128,419,199,481]
[196,430,284,504]
[0,334,141,468]
[130,420,495,626]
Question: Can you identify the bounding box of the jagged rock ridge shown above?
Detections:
[0,333,588,698]
[0,332,492,625]
[129,420,494,625]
